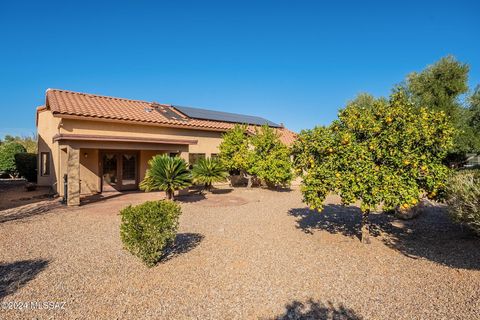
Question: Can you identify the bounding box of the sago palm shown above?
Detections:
[140,155,192,200]
[191,157,229,191]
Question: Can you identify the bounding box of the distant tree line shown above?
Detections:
[0,134,37,181]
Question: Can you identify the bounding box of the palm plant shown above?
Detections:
[140,155,192,200]
[191,157,229,192]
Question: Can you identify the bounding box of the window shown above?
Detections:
[40,152,50,176]
[210,153,219,159]
[188,153,205,168]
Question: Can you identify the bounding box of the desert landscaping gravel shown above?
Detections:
[0,188,479,319]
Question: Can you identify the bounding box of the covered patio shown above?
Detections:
[53,133,197,206]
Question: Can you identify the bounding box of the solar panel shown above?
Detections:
[173,105,281,127]
[151,103,188,121]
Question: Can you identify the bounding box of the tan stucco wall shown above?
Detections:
[139,150,166,182]
[59,118,223,156]
[80,148,100,195]
[38,111,226,195]
[37,110,61,189]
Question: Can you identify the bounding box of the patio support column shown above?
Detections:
[67,146,81,206]
[179,151,189,163]
[178,151,190,196]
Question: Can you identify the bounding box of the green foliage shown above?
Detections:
[219,124,293,188]
[191,157,229,191]
[446,170,480,235]
[407,55,469,121]
[250,125,293,187]
[140,155,192,200]
[406,55,477,156]
[120,200,181,267]
[2,134,37,153]
[0,142,26,177]
[293,90,454,214]
[465,86,480,152]
[218,124,252,173]
[14,153,37,182]
[469,86,480,130]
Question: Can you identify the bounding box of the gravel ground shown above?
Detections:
[0,188,479,319]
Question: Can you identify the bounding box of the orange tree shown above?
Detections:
[292,90,455,243]
[218,124,255,186]
[250,125,293,187]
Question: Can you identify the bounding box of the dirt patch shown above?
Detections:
[176,188,248,207]
[0,180,54,211]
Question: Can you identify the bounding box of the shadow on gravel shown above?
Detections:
[80,191,128,206]
[160,233,204,262]
[0,259,49,299]
[176,194,207,203]
[270,299,362,320]
[210,188,234,194]
[0,202,61,224]
[265,187,293,193]
[289,204,480,270]
[289,205,389,240]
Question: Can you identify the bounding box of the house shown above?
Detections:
[465,153,480,168]
[36,89,296,206]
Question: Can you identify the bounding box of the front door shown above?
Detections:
[101,151,138,191]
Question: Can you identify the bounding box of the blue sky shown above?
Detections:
[0,0,479,136]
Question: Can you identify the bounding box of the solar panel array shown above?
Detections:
[173,105,281,127]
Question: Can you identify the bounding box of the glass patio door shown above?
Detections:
[101,151,138,191]
[102,153,119,191]
[121,153,137,190]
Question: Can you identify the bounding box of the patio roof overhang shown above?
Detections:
[52,133,198,145]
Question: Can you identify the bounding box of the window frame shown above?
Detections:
[40,152,50,176]
[188,153,206,168]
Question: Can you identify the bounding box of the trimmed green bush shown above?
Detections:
[15,153,37,182]
[120,200,181,267]
[446,170,480,235]
[0,142,26,177]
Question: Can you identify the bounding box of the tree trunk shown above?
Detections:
[241,170,253,188]
[246,175,252,188]
[166,190,174,200]
[361,209,371,244]
[204,183,212,193]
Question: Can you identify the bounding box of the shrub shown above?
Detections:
[15,153,37,182]
[191,157,228,191]
[140,155,192,200]
[0,142,26,177]
[120,200,181,266]
[446,170,480,235]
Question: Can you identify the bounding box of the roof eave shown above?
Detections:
[51,112,233,133]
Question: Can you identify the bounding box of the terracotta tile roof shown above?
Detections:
[44,89,297,145]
